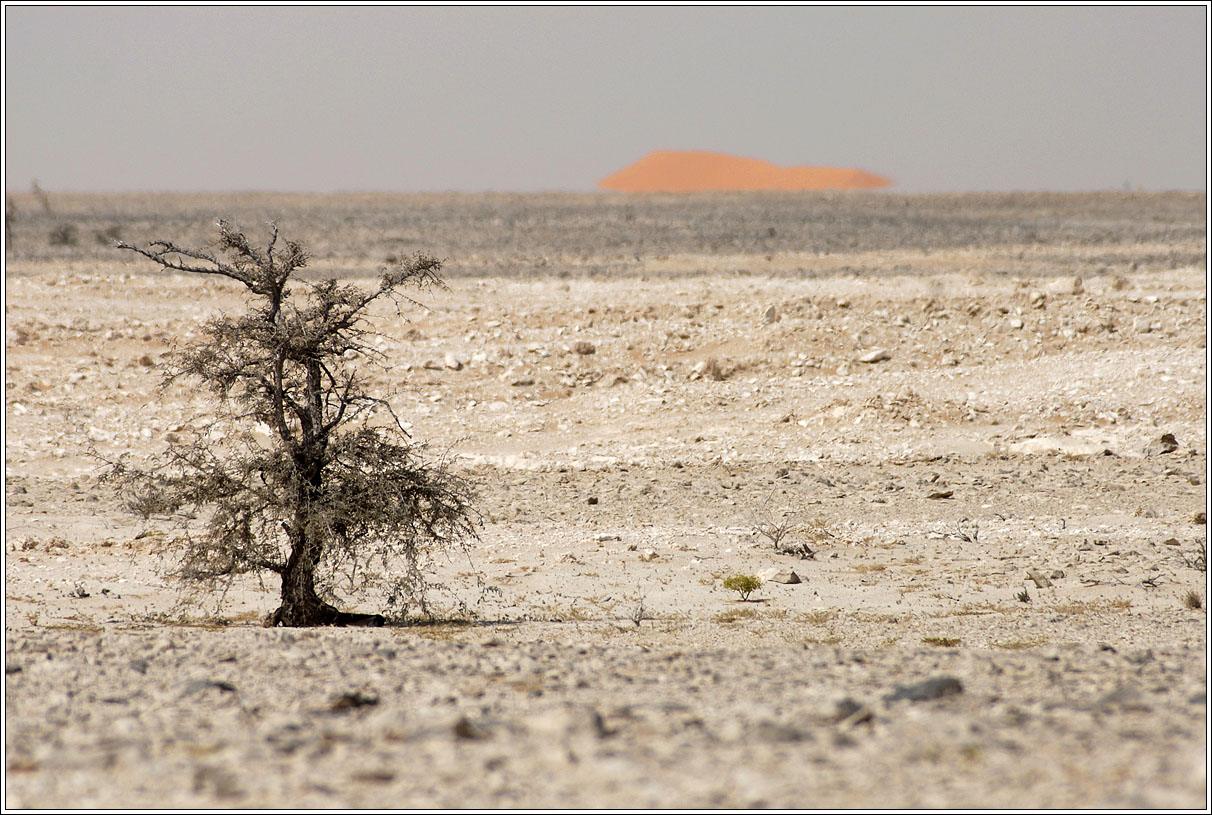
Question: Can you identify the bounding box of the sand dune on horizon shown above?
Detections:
[598,150,893,192]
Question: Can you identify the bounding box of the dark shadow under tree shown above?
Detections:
[108,221,478,626]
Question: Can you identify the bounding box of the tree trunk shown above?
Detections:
[264,426,386,628]
[265,536,386,628]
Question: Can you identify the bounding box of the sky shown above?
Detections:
[3,5,1207,193]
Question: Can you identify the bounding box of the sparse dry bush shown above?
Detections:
[106,221,479,626]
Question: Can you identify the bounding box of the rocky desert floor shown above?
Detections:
[3,191,1208,808]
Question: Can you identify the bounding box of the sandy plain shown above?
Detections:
[3,191,1208,808]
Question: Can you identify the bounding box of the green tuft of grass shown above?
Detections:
[922,636,961,647]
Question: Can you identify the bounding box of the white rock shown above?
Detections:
[1008,436,1110,457]
[858,348,892,364]
[1047,276,1084,295]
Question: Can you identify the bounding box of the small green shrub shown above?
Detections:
[722,574,762,602]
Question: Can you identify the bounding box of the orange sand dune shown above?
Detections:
[599,150,893,192]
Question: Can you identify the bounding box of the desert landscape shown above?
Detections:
[3,190,1208,808]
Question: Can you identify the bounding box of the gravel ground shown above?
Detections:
[4,191,1207,808]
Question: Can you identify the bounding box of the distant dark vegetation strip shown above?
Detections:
[5,191,1206,277]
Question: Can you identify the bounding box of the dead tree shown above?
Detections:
[110,221,477,626]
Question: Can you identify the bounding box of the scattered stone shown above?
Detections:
[830,697,865,723]
[858,348,892,364]
[587,496,598,505]
[1194,511,1206,525]
[1026,569,1053,588]
[769,571,801,584]
[754,720,811,743]
[1009,317,1024,330]
[510,375,536,387]
[572,341,596,355]
[639,549,659,562]
[129,658,150,674]
[329,691,380,712]
[1047,276,1084,295]
[1008,436,1111,457]
[1047,569,1065,580]
[192,765,243,799]
[884,676,964,703]
[762,305,779,324]
[443,353,464,371]
[1144,433,1179,457]
[452,715,490,741]
[836,702,875,729]
[778,542,816,560]
[1125,648,1155,665]
[182,679,237,696]
[927,490,954,500]
[1096,685,1151,712]
[690,358,727,381]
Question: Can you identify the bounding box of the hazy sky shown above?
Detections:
[4,5,1207,193]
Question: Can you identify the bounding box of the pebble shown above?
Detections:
[572,341,596,355]
[884,676,964,703]
[329,691,380,711]
[858,348,891,364]
[1143,433,1179,456]
[1026,569,1053,588]
[452,715,490,741]
[769,571,801,584]
[1047,276,1084,295]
